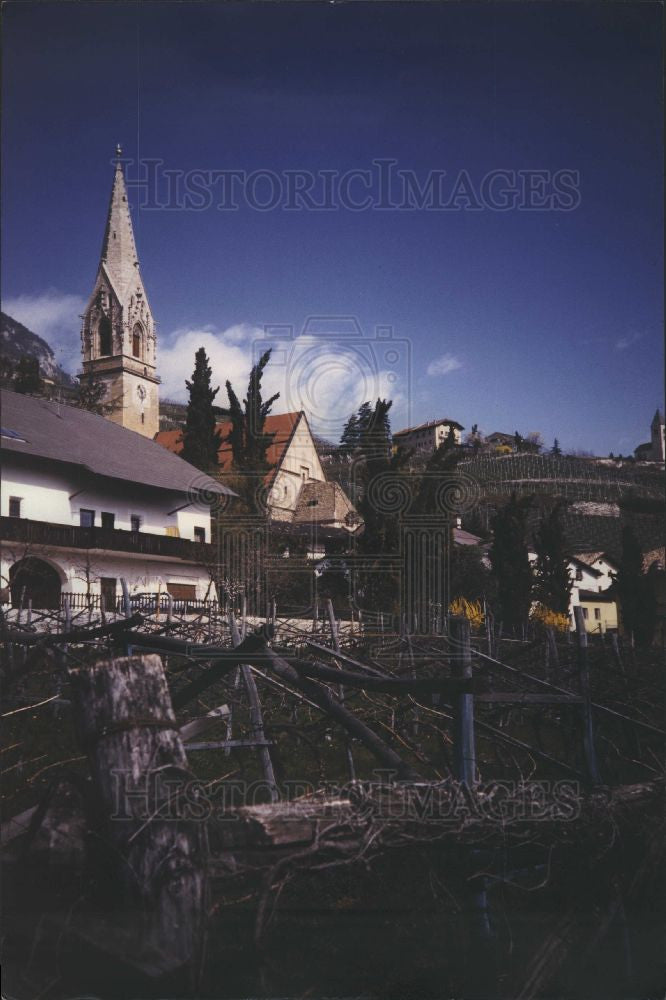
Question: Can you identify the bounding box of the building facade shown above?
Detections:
[80,148,159,438]
[392,417,464,455]
[1,390,234,609]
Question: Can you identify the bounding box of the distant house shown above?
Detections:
[156,410,361,548]
[392,417,464,455]
[634,409,665,462]
[485,431,516,453]
[0,389,234,610]
[570,553,618,632]
[527,548,619,633]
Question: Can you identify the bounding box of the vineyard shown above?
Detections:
[2,594,664,1000]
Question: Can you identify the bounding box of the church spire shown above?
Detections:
[99,148,141,302]
[80,148,159,439]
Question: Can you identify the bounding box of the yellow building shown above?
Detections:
[576,589,618,634]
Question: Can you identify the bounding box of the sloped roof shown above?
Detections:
[570,556,602,577]
[486,431,515,443]
[643,547,666,572]
[1,389,232,497]
[156,411,302,483]
[572,551,604,566]
[573,551,618,569]
[453,527,484,546]
[292,479,361,530]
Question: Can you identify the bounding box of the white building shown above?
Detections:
[0,389,234,610]
[528,549,619,633]
[393,417,464,455]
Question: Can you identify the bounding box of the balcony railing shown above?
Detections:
[60,591,218,615]
[0,516,214,562]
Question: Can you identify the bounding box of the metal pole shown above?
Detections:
[450,616,475,785]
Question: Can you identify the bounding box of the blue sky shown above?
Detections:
[2,1,663,453]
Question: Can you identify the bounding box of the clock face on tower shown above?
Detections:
[137,384,147,403]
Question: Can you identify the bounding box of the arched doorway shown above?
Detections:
[9,558,63,609]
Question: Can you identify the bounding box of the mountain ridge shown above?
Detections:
[1,310,76,386]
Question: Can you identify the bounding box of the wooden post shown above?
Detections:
[574,605,601,784]
[611,632,625,676]
[229,613,279,802]
[120,577,132,618]
[327,598,356,781]
[69,653,207,981]
[449,618,494,996]
[450,616,475,785]
[240,594,248,640]
[546,627,559,679]
[63,595,72,632]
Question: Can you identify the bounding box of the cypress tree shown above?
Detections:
[616,525,655,646]
[181,347,222,472]
[533,502,571,614]
[339,411,360,455]
[218,349,279,512]
[356,399,407,613]
[14,355,43,395]
[221,350,279,473]
[490,493,534,633]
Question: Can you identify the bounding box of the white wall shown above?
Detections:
[395,422,462,453]
[269,415,326,517]
[0,542,215,601]
[2,456,212,541]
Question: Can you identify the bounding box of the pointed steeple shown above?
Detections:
[99,146,141,301]
[80,147,159,439]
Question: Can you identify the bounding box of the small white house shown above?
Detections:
[392,417,464,455]
[1,389,235,610]
[528,549,619,633]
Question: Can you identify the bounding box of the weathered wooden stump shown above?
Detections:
[69,653,207,982]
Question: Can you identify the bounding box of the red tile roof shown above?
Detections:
[155,411,302,482]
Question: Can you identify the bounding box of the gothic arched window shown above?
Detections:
[132,323,142,359]
[99,316,112,356]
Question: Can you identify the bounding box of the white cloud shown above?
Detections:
[615,331,643,352]
[426,352,463,376]
[2,289,86,373]
[159,324,263,403]
[160,325,409,440]
[0,291,411,440]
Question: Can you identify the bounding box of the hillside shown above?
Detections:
[0,311,75,386]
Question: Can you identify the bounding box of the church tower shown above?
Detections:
[81,147,159,438]
[651,408,665,462]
